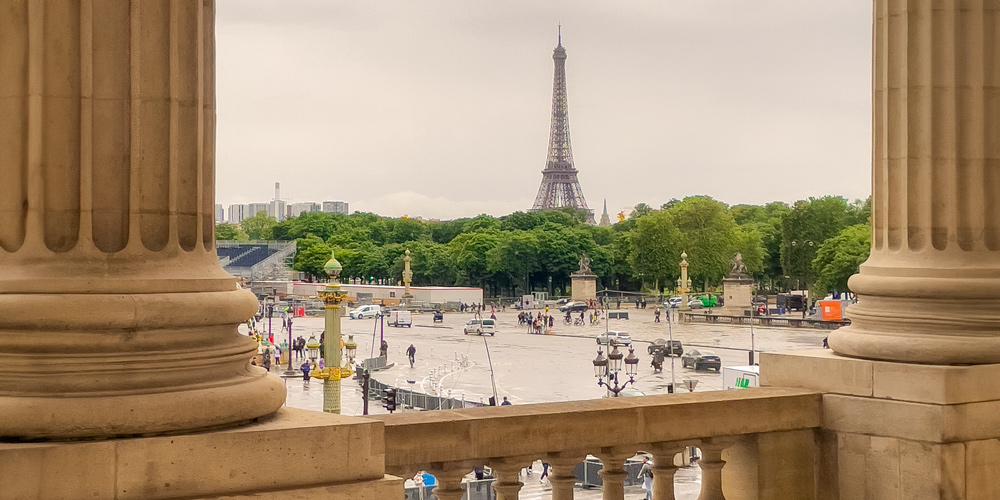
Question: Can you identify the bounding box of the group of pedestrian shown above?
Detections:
[292,336,307,360]
[518,311,552,334]
[635,298,647,309]
[460,302,487,313]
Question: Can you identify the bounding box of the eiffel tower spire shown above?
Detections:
[531,28,595,224]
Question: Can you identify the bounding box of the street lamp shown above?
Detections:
[316,251,349,414]
[306,335,320,360]
[344,334,357,365]
[593,344,640,397]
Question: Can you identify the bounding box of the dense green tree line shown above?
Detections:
[218,196,871,298]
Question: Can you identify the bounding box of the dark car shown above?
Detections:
[681,349,722,371]
[647,338,684,357]
[559,301,589,313]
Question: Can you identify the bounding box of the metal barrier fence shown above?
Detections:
[403,479,497,500]
[358,369,486,412]
[681,312,849,330]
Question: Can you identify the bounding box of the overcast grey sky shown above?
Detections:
[215,1,872,220]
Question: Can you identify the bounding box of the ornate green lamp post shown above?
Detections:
[317,251,348,414]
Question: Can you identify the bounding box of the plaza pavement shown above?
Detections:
[255,307,827,500]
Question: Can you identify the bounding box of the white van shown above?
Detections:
[463,318,496,336]
[349,304,381,320]
[723,365,759,389]
[387,310,412,327]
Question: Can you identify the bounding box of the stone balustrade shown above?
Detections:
[370,387,822,500]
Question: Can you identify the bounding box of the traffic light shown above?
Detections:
[383,388,397,413]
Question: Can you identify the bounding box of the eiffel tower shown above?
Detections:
[531,27,595,224]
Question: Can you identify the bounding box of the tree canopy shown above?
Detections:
[216,195,872,298]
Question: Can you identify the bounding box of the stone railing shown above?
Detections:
[369,387,822,500]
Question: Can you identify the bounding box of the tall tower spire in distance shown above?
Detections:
[531,26,595,224]
[599,199,611,227]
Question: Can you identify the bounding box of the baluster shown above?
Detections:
[697,438,736,500]
[649,441,696,500]
[547,451,588,500]
[427,462,476,500]
[596,447,635,500]
[489,456,532,500]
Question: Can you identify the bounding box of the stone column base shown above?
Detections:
[0,408,402,500]
[762,349,1000,499]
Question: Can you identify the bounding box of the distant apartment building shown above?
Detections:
[322,201,350,215]
[290,202,321,217]
[215,204,225,223]
[227,204,249,224]
[247,203,269,219]
[268,200,287,221]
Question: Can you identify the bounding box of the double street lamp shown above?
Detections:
[593,343,640,397]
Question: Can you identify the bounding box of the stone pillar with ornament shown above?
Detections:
[402,248,414,305]
[570,252,598,302]
[719,252,753,316]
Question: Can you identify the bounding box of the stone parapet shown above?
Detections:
[0,408,400,500]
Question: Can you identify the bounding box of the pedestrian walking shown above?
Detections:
[637,455,654,499]
[274,347,281,367]
[262,349,271,371]
[665,307,671,323]
[300,360,312,384]
[654,307,661,323]
[380,339,389,358]
[406,344,416,368]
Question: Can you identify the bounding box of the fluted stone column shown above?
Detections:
[0,1,285,439]
[830,0,1000,364]
[596,448,633,500]
[548,452,587,500]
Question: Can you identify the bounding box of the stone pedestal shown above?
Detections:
[0,408,402,499]
[762,350,1000,499]
[0,1,284,439]
[570,271,597,302]
[720,275,753,316]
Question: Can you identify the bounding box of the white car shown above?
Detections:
[464,318,496,336]
[596,330,632,347]
[349,304,381,319]
[665,297,682,308]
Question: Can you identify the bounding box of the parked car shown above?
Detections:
[559,301,589,312]
[687,299,705,309]
[664,297,682,308]
[349,304,382,319]
[464,318,496,336]
[647,338,684,357]
[681,349,722,371]
[596,330,632,347]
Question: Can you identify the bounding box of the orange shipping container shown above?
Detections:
[819,300,842,321]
